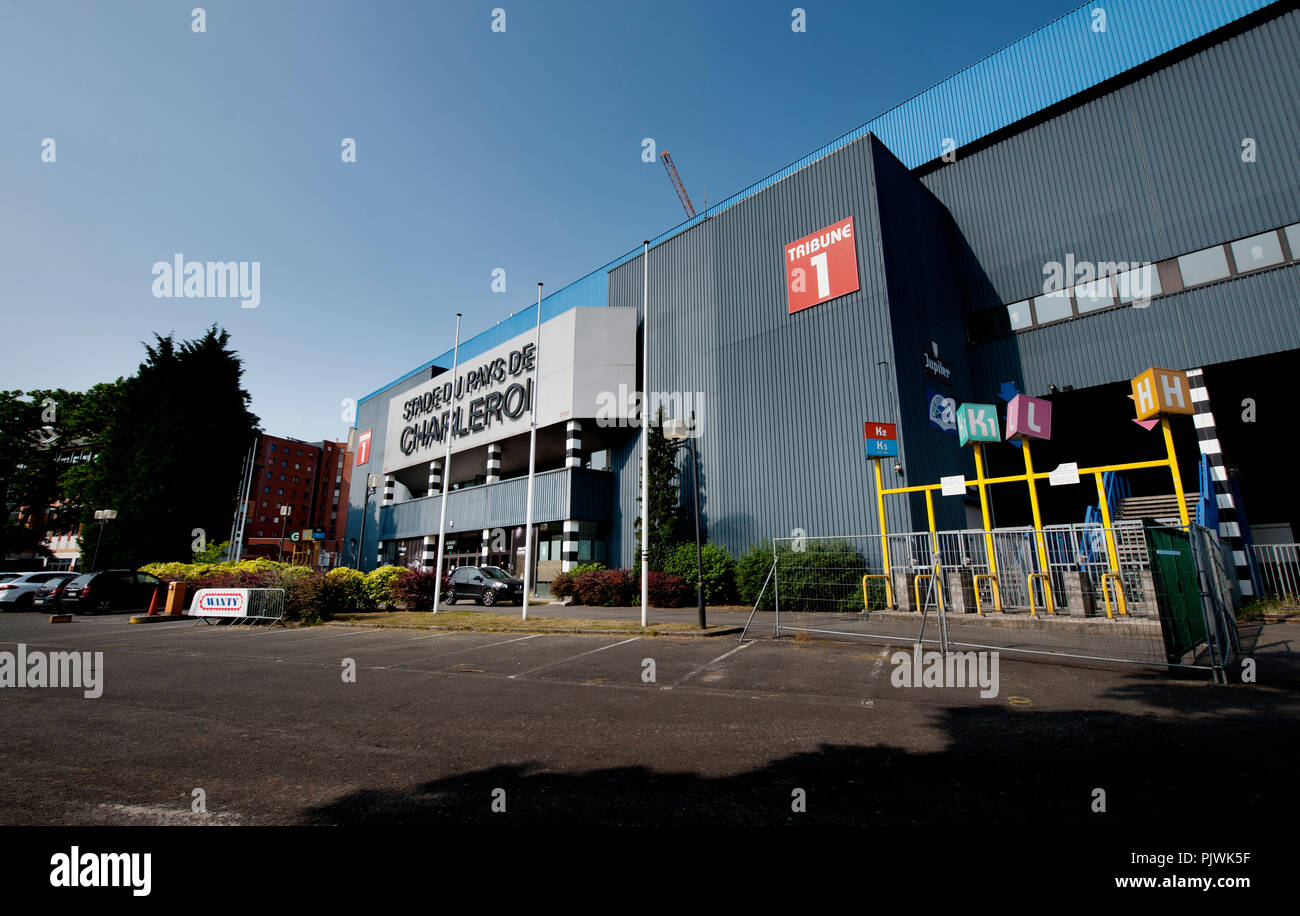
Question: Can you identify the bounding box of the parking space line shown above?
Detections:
[507,636,639,679]
[672,641,753,686]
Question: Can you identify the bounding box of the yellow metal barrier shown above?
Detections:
[913,573,944,613]
[1027,572,1054,617]
[973,573,1001,614]
[1100,571,1127,620]
[861,574,893,611]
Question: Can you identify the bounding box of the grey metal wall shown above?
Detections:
[608,135,938,566]
[920,6,1300,311]
[920,6,1300,396]
[378,467,614,541]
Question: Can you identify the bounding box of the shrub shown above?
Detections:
[663,542,737,605]
[770,540,868,613]
[549,571,578,599]
[647,571,691,607]
[363,565,407,607]
[284,572,326,624]
[391,568,442,612]
[736,541,777,610]
[323,566,370,610]
[573,569,636,607]
[569,562,606,577]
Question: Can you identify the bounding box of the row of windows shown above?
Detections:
[968,222,1300,341]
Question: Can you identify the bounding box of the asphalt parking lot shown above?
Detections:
[1,612,1296,827]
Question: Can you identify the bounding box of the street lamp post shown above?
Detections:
[664,414,705,629]
[90,508,117,572]
[277,505,291,562]
[354,473,382,570]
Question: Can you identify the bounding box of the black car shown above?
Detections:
[445,565,525,606]
[30,573,79,610]
[59,569,165,615]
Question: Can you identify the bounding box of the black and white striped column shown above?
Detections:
[481,528,490,562]
[422,534,437,569]
[1187,368,1253,597]
[565,420,582,469]
[486,443,501,484]
[382,474,395,506]
[561,520,579,572]
[427,458,442,496]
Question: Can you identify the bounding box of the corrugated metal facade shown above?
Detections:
[347,1,1298,571]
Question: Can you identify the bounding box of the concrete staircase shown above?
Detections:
[1116,492,1199,522]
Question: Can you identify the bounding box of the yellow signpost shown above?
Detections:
[870,368,1192,618]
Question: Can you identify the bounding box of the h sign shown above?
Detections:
[786,217,860,314]
[1130,368,1194,420]
[957,403,1001,446]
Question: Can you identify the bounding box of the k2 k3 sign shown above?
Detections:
[355,429,372,466]
[785,217,860,314]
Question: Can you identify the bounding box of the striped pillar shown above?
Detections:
[481,528,491,561]
[561,520,580,572]
[1186,368,1253,596]
[422,534,437,569]
[377,540,385,567]
[382,474,395,505]
[486,443,501,484]
[427,458,442,496]
[565,420,582,469]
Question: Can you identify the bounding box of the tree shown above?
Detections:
[76,326,260,568]
[633,407,686,571]
[0,387,81,562]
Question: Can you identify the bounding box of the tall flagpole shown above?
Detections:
[640,240,650,627]
[521,283,543,620]
[431,313,463,614]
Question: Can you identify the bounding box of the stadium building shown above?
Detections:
[346,0,1300,597]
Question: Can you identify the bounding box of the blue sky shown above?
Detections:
[0,0,1078,442]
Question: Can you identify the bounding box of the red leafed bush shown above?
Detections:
[573,569,636,607]
[391,567,442,612]
[647,571,692,608]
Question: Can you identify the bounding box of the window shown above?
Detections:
[1177,245,1230,286]
[281,460,288,468]
[266,471,271,478]
[307,466,313,473]
[1033,290,1072,323]
[1006,300,1032,330]
[1072,276,1112,313]
[270,445,276,452]
[1285,223,1300,259]
[263,486,270,494]
[277,488,284,495]
[296,450,302,457]
[261,500,268,507]
[292,477,299,483]
[1116,263,1161,303]
[258,530,264,537]
[280,474,286,481]
[1230,231,1284,273]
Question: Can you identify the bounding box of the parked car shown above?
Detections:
[59,570,165,615]
[444,565,525,606]
[31,573,81,610]
[0,571,78,611]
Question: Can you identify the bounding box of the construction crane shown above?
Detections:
[659,151,696,218]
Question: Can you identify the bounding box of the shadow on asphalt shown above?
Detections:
[300,678,1298,826]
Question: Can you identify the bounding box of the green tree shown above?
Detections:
[633,406,686,571]
[77,326,260,568]
[0,387,81,561]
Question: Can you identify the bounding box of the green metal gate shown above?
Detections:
[1143,524,1207,664]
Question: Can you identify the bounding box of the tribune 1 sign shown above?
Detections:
[785,217,860,314]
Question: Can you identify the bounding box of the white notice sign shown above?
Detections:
[940,475,967,497]
[1049,462,1080,486]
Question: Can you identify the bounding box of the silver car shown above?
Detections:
[0,571,78,611]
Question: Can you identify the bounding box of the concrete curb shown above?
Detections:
[321,621,743,637]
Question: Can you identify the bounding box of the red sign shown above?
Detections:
[785,217,860,314]
[864,421,896,440]
[355,429,372,466]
